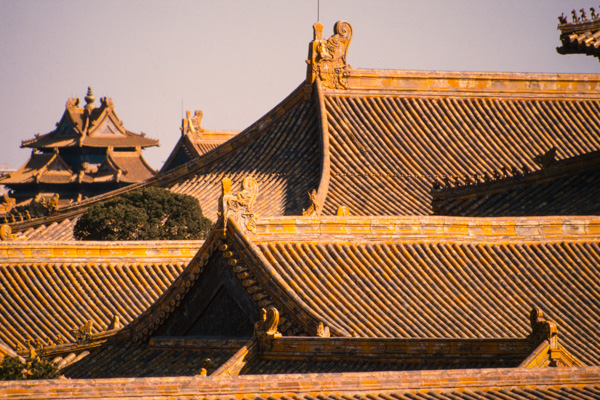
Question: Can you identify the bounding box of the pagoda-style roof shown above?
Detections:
[557,8,600,61]
[21,88,159,149]
[160,110,239,173]
[0,240,200,351]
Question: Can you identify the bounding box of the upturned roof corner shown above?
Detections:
[306,20,353,89]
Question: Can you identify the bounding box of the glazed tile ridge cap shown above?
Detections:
[252,215,600,241]
[0,240,203,261]
[333,68,600,98]
[2,366,600,397]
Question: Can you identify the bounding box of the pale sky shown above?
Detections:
[1,1,598,170]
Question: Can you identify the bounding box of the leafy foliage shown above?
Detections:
[0,355,59,381]
[73,187,213,241]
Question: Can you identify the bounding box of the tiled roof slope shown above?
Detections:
[6,82,322,239]
[62,339,241,379]
[2,366,600,400]
[161,110,239,173]
[21,90,158,149]
[319,70,600,215]
[432,150,600,216]
[557,9,600,61]
[0,240,200,351]
[228,216,600,365]
[164,86,322,219]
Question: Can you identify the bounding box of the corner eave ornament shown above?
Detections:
[307,21,353,89]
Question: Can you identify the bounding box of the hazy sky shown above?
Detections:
[1,1,598,170]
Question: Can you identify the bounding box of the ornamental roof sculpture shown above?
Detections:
[0,87,158,208]
[558,8,600,61]
[160,110,239,173]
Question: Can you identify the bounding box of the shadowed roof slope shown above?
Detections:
[432,150,600,216]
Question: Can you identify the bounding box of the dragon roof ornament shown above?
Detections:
[306,20,353,89]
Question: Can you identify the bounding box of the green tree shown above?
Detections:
[73,187,213,240]
[0,355,59,380]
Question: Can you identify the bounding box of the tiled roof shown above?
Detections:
[0,241,200,351]
[557,9,600,61]
[161,129,239,173]
[2,366,600,400]
[0,150,156,190]
[432,150,600,216]
[319,71,600,216]
[225,216,600,365]
[8,68,600,238]
[234,336,541,375]
[22,94,158,149]
[94,150,157,183]
[6,81,322,239]
[61,338,240,378]
[19,218,77,241]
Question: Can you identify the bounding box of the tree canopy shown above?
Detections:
[0,355,59,381]
[73,187,213,241]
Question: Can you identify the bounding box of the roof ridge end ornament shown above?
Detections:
[218,176,259,238]
[181,110,204,136]
[84,86,95,111]
[306,20,353,89]
[528,308,558,349]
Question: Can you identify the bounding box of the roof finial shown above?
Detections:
[84,86,95,110]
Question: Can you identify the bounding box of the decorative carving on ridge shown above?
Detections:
[306,21,353,89]
[528,308,557,348]
[254,307,282,351]
[182,110,205,136]
[106,315,122,331]
[219,177,258,236]
[316,321,330,338]
[526,308,584,367]
[71,320,93,345]
[302,189,320,216]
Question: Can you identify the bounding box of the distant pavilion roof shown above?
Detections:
[21,87,159,149]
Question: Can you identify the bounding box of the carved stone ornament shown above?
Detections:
[302,189,320,216]
[254,307,282,352]
[219,177,259,236]
[307,21,353,89]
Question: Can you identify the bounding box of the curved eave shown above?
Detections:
[9,80,323,235]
